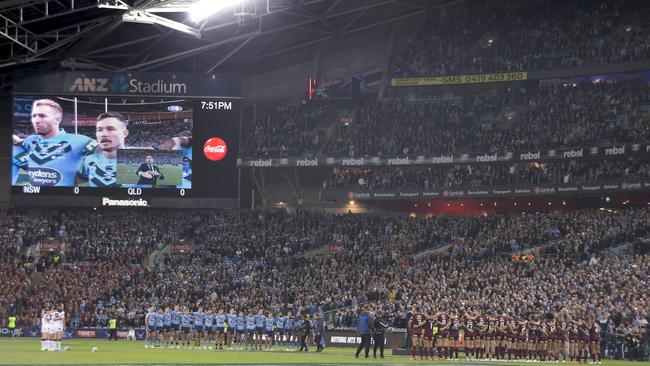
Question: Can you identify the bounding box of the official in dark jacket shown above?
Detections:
[135,155,164,185]
[299,314,312,352]
[355,307,373,358]
[372,311,388,358]
[314,313,325,352]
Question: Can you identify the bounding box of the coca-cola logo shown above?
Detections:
[203,137,227,161]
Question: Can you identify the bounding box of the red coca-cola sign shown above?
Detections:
[203,137,227,161]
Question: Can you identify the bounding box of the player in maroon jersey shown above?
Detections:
[539,319,550,362]
[463,313,476,360]
[589,319,602,364]
[436,311,450,359]
[409,309,426,360]
[477,314,489,360]
[448,312,461,360]
[496,315,508,360]
[507,317,519,360]
[423,309,436,360]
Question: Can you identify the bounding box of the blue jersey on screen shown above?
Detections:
[12,145,28,185]
[20,129,97,186]
[79,152,118,187]
[163,311,172,326]
[178,146,192,189]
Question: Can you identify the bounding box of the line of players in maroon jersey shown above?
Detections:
[408,310,602,363]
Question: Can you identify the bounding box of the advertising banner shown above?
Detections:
[320,180,650,201]
[238,144,649,168]
[390,72,528,87]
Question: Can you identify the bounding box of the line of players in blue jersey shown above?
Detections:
[144,305,306,351]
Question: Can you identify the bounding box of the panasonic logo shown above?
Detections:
[102,198,149,207]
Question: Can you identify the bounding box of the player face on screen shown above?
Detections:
[31,99,63,139]
[96,113,129,157]
[145,155,154,165]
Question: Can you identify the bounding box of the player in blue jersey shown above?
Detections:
[215,309,226,350]
[246,311,256,351]
[12,144,29,185]
[203,309,214,350]
[171,304,181,348]
[14,99,97,187]
[226,308,238,350]
[236,311,246,351]
[154,307,164,347]
[254,309,266,350]
[193,306,205,350]
[264,312,275,351]
[284,312,295,350]
[180,307,192,349]
[77,112,129,187]
[159,131,192,189]
[145,306,156,348]
[163,306,172,348]
[275,312,286,348]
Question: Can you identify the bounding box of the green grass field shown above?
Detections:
[116,164,182,186]
[0,339,645,366]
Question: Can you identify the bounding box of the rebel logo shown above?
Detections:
[203,137,227,161]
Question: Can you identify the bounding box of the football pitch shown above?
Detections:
[116,164,182,186]
[0,339,646,366]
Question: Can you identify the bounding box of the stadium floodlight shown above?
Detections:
[189,0,241,22]
[122,10,202,38]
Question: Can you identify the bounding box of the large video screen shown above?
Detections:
[10,72,241,208]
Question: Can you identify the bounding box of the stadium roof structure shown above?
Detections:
[0,0,465,89]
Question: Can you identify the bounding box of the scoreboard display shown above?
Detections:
[10,72,241,208]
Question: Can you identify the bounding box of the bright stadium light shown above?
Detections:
[189,0,240,22]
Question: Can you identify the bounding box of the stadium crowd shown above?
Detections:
[393,0,650,77]
[0,206,647,359]
[241,79,650,158]
[325,159,650,190]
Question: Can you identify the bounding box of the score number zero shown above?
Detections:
[72,187,186,196]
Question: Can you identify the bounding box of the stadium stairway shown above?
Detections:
[30,271,43,288]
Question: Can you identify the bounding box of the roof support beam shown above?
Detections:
[204,34,257,73]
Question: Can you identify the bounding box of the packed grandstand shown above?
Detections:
[1,0,649,362]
